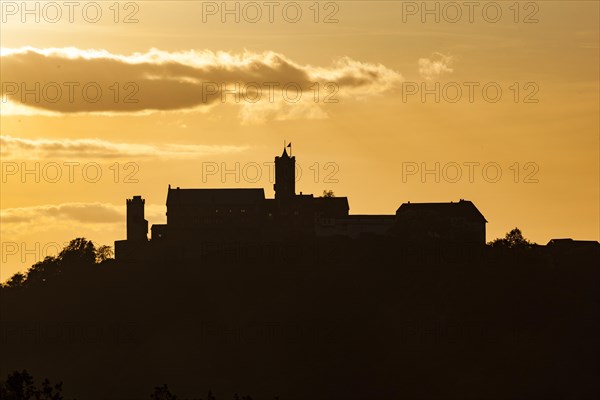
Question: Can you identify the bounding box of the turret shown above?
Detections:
[126,195,148,241]
[274,147,296,201]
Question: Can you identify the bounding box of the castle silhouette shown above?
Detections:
[115,146,487,261]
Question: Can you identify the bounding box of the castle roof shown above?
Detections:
[546,238,600,247]
[313,196,350,216]
[396,199,487,223]
[167,188,265,206]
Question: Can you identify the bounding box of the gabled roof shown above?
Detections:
[396,199,487,223]
[167,188,265,206]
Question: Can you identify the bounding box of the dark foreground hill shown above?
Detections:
[1,237,599,399]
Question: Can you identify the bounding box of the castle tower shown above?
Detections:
[126,196,148,241]
[274,147,296,201]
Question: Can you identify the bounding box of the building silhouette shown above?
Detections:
[115,146,488,261]
[394,200,487,243]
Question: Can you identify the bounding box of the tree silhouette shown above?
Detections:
[95,245,114,263]
[1,238,113,288]
[0,370,36,400]
[322,190,335,198]
[0,370,64,400]
[20,256,58,287]
[4,272,26,288]
[150,384,178,400]
[59,238,96,266]
[489,227,535,248]
[39,379,64,400]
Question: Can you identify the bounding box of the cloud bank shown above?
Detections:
[1,202,165,234]
[1,202,124,224]
[0,135,249,160]
[1,47,403,123]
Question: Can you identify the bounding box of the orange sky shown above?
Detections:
[1,1,599,280]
